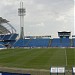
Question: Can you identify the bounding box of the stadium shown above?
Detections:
[0,18,75,75]
[0,2,74,75]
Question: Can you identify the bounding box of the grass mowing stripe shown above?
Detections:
[65,48,67,66]
[0,48,74,70]
[0,49,50,68]
[74,48,75,66]
[0,49,30,59]
[49,48,65,66]
[66,48,74,69]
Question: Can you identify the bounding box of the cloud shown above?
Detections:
[0,0,74,37]
[56,15,65,21]
[35,22,45,27]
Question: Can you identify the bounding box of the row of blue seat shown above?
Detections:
[13,39,50,47]
[0,34,18,40]
[13,38,72,47]
[26,39,49,47]
[0,41,5,48]
[51,38,71,47]
[1,38,75,48]
[13,39,29,47]
[0,34,18,48]
[72,39,75,47]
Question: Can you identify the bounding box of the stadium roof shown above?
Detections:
[0,17,16,34]
[0,17,9,24]
[0,24,10,34]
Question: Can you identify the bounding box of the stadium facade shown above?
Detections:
[0,17,18,49]
[0,17,75,48]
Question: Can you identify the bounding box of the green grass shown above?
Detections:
[0,48,74,69]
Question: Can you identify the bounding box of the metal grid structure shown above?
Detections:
[0,17,16,34]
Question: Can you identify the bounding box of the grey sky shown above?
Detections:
[0,0,74,38]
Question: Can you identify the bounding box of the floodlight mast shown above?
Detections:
[18,1,26,39]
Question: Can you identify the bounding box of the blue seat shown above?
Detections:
[51,38,61,47]
[13,39,30,47]
[61,38,70,47]
[27,39,50,47]
[73,39,75,47]
[0,41,5,48]
[2,35,11,40]
[13,39,50,47]
[51,38,71,47]
[9,34,18,40]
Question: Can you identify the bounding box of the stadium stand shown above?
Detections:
[0,17,18,48]
[13,39,50,47]
[50,38,71,47]
[0,41,5,49]
[0,17,75,48]
[2,34,11,40]
[61,38,71,47]
[0,34,18,41]
[27,39,50,47]
[51,38,62,47]
[72,39,75,47]
[0,35,4,40]
[0,45,5,49]
[13,38,75,48]
[8,34,18,40]
[13,39,30,47]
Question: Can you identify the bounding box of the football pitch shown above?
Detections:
[0,48,74,70]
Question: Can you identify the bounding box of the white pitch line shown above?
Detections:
[65,49,67,66]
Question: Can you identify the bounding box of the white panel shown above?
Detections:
[58,67,65,73]
[0,73,2,75]
[50,67,58,73]
[73,67,75,73]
